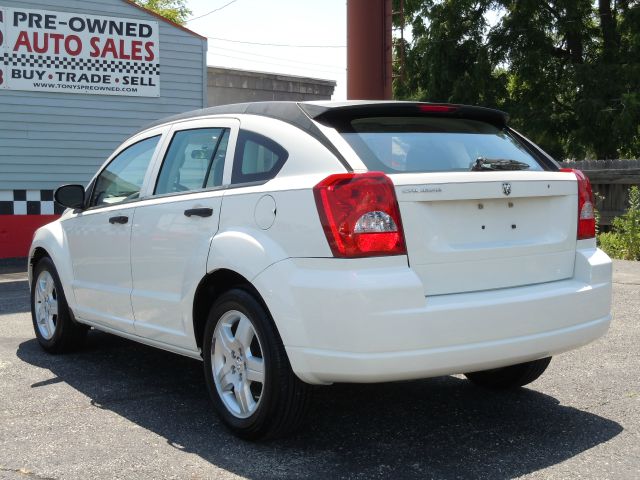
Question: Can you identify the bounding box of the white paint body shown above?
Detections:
[29,110,613,385]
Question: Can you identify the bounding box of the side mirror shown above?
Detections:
[54,184,86,210]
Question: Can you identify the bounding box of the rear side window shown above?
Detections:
[339,117,543,173]
[231,130,288,184]
[155,128,229,195]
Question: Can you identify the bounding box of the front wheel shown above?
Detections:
[202,289,310,440]
[464,357,552,389]
[31,257,88,353]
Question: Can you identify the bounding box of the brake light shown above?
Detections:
[560,168,596,239]
[419,104,458,113]
[313,172,406,257]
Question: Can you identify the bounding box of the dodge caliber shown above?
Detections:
[29,101,613,439]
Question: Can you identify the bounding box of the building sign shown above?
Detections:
[0,6,160,96]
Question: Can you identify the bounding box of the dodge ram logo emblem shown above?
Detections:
[502,183,512,196]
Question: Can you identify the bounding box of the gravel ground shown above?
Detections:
[0,260,638,479]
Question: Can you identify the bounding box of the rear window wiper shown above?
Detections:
[471,157,531,171]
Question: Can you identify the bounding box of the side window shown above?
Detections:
[90,135,160,207]
[231,130,288,184]
[155,128,229,195]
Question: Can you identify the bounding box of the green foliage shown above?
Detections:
[132,0,191,26]
[598,186,640,260]
[597,231,627,258]
[393,0,505,107]
[393,0,640,160]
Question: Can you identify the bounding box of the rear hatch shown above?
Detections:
[308,102,579,296]
[391,171,577,295]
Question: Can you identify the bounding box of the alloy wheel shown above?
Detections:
[34,270,58,340]
[211,310,265,418]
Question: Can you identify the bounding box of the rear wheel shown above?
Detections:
[31,257,88,353]
[203,288,310,440]
[464,357,552,389]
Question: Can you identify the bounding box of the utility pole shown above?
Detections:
[347,0,393,100]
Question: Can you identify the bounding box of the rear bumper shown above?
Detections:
[253,246,612,385]
[286,314,610,384]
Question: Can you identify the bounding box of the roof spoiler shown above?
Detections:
[299,102,509,129]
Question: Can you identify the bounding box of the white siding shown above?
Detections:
[0,0,207,190]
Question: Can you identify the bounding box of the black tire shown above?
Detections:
[31,257,88,353]
[464,357,552,389]
[202,288,311,440]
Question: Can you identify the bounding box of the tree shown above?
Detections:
[393,0,640,160]
[132,0,191,26]
[393,0,504,106]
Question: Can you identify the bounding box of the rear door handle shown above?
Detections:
[108,215,128,224]
[184,208,213,218]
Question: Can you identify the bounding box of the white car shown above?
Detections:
[29,101,612,439]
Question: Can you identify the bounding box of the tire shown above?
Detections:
[202,288,311,440]
[31,257,88,353]
[464,357,552,389]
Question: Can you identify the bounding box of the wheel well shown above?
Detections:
[192,269,265,351]
[30,247,49,265]
[29,247,50,278]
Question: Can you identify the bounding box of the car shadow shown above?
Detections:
[17,332,622,479]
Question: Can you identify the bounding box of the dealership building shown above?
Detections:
[0,0,335,258]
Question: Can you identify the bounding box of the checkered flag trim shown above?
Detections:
[0,53,160,75]
[0,190,65,216]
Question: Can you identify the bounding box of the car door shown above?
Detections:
[130,119,239,349]
[62,130,165,333]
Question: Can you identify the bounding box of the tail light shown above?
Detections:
[313,172,406,257]
[560,168,596,239]
[419,104,458,113]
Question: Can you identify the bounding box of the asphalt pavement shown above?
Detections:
[0,260,638,479]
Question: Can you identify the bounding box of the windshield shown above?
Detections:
[339,117,544,173]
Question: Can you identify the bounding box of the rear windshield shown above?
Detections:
[338,117,543,173]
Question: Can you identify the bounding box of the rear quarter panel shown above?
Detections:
[207,115,347,279]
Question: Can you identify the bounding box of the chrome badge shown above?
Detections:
[401,185,443,194]
[502,182,512,196]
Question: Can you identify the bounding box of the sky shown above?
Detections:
[184,0,348,100]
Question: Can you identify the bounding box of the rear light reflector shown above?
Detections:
[560,168,596,239]
[313,172,407,257]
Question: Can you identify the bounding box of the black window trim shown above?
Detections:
[203,129,229,189]
[231,129,289,185]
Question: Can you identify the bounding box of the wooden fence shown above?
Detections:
[563,159,640,226]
